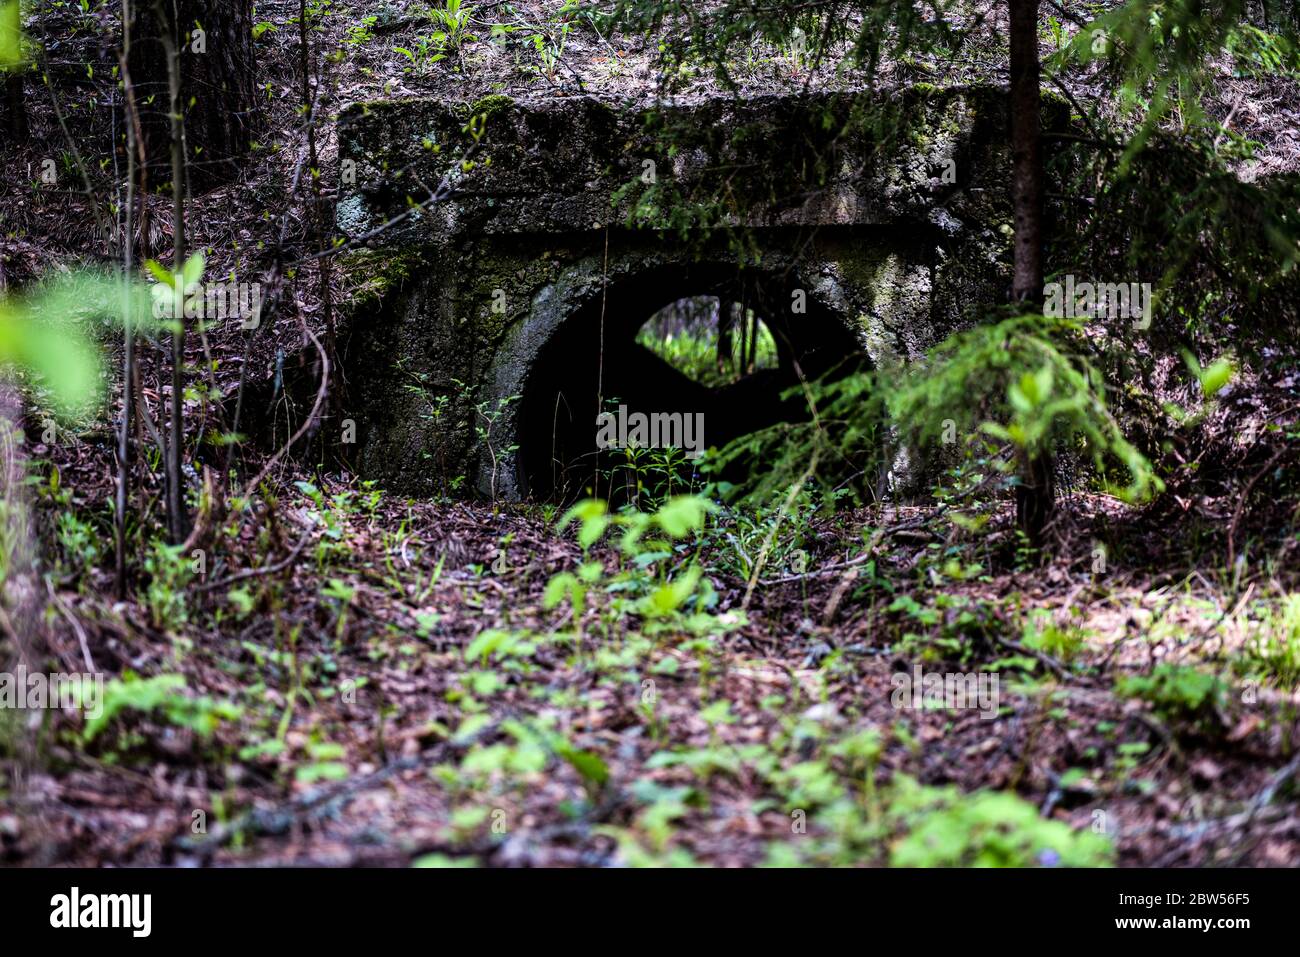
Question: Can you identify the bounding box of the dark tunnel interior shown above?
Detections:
[517,263,868,502]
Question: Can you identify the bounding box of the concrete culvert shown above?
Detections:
[336,90,1026,500]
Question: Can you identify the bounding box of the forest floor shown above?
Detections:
[6,469,1300,867]
[2,2,1300,868]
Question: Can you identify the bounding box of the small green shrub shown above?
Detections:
[1116,663,1227,725]
[142,541,194,632]
[1240,595,1300,689]
[84,673,241,744]
[888,776,1113,867]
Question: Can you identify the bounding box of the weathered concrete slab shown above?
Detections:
[338,87,1013,241]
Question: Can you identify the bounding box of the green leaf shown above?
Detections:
[465,628,515,665]
[0,314,99,418]
[238,738,286,761]
[558,499,610,549]
[643,566,702,618]
[181,252,206,289]
[227,588,255,614]
[413,853,477,868]
[653,495,713,538]
[296,762,348,783]
[83,673,187,742]
[542,572,578,610]
[144,258,176,289]
[0,0,21,69]
[556,744,609,788]
[699,700,734,725]
[1198,355,1235,397]
[0,272,137,418]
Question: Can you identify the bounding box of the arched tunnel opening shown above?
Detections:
[517,263,868,502]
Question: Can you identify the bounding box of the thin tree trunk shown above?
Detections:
[1010,0,1044,305]
[2,71,24,143]
[300,0,339,464]
[0,1,24,145]
[1009,0,1054,545]
[154,0,189,544]
[115,0,145,597]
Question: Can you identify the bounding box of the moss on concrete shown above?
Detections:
[339,248,424,310]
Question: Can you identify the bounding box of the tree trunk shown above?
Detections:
[1009,0,1054,546]
[116,0,142,595]
[2,0,26,146]
[129,0,257,192]
[2,70,25,144]
[1009,0,1044,305]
